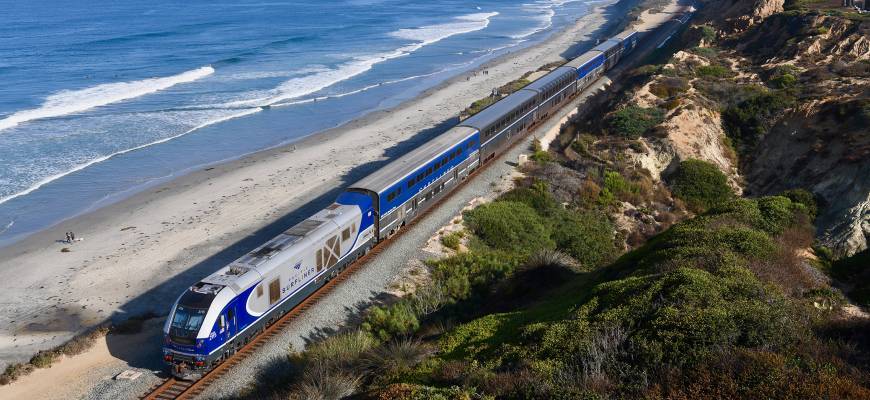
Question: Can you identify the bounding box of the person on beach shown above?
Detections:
[65,232,71,243]
[70,231,76,242]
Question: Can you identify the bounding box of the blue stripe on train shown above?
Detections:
[376,132,480,216]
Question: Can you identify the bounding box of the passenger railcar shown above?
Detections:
[458,89,538,163]
[163,28,642,380]
[523,66,578,120]
[346,126,480,240]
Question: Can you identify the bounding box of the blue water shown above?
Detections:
[0,0,597,246]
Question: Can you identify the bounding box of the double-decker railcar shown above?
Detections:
[345,126,481,240]
[163,27,643,381]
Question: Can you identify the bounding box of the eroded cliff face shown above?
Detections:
[626,50,745,193]
[622,0,869,255]
[700,0,785,32]
[732,12,870,256]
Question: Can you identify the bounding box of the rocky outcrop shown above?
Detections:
[698,0,784,33]
[744,99,870,256]
[627,51,742,192]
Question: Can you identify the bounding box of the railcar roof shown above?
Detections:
[523,66,576,92]
[612,29,637,41]
[458,88,537,132]
[348,126,478,194]
[565,50,602,68]
[593,39,620,53]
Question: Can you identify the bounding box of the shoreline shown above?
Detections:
[0,0,634,373]
[0,7,594,251]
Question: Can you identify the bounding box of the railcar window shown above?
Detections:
[256,285,263,298]
[342,228,351,241]
[434,161,440,170]
[408,180,413,189]
[269,279,280,305]
[426,167,432,176]
[316,249,323,270]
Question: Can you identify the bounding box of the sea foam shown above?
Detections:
[0,66,214,132]
[216,12,498,109]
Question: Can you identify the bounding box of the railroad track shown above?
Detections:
[140,157,481,399]
[139,58,619,399]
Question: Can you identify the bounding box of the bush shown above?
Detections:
[302,331,375,371]
[649,77,689,98]
[428,250,520,305]
[699,25,716,42]
[298,361,360,400]
[499,182,558,215]
[696,64,731,78]
[524,249,576,271]
[361,339,434,379]
[781,188,817,219]
[362,302,420,342]
[722,88,795,155]
[0,363,32,385]
[607,106,665,139]
[550,209,619,269]
[670,159,733,213]
[29,351,58,369]
[440,231,463,250]
[463,201,555,255]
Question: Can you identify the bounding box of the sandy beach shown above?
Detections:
[0,0,636,371]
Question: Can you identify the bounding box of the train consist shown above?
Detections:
[163,28,640,379]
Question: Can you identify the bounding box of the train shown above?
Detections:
[162,27,640,380]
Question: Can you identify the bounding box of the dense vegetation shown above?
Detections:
[606,105,665,138]
[233,2,870,398]
[669,159,733,213]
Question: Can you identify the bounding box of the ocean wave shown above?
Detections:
[512,5,555,39]
[391,12,499,46]
[214,12,499,109]
[0,220,12,236]
[0,66,215,132]
[0,107,259,207]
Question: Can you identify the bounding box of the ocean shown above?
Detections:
[0,0,597,246]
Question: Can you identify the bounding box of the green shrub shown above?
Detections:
[440,231,463,250]
[689,46,718,59]
[607,106,665,139]
[531,150,553,163]
[670,159,733,213]
[463,201,555,255]
[363,302,420,342]
[699,25,716,42]
[550,209,619,269]
[428,251,520,305]
[781,189,817,219]
[29,351,58,369]
[696,64,731,78]
[499,183,559,215]
[302,331,376,368]
[722,88,795,155]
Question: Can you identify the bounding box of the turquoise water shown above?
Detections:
[0,0,597,245]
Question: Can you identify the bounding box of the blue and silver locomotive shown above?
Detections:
[163,28,640,379]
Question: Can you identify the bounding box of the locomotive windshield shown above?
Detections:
[168,289,216,345]
[171,305,206,332]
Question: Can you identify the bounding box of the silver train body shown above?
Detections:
[162,28,640,379]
